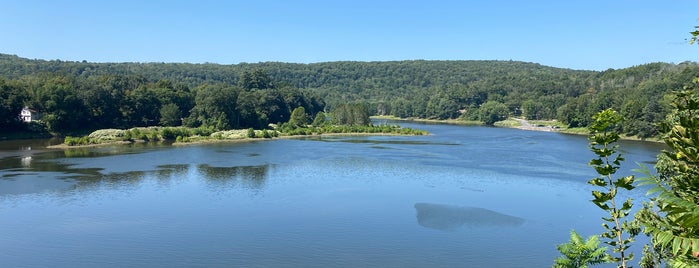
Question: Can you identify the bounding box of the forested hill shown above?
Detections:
[0,53,592,88]
[2,53,699,138]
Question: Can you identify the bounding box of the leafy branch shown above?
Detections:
[635,79,699,268]
[587,109,638,268]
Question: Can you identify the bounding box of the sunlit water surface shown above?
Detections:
[0,123,665,267]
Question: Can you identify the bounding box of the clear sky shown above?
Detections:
[1,0,698,70]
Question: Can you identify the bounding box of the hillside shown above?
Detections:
[1,53,699,137]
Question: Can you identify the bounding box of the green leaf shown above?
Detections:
[614,175,635,190]
[673,237,682,255]
[589,158,604,166]
[620,199,633,211]
[680,238,691,255]
[588,178,607,187]
[657,231,674,248]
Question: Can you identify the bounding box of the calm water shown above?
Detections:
[0,123,665,267]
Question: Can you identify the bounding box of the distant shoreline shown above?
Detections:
[373,116,664,143]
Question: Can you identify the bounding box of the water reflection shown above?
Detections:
[1,156,272,197]
[20,156,32,167]
[1,155,103,179]
[197,164,269,192]
[414,202,524,231]
[154,164,189,180]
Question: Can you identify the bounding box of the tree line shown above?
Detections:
[2,53,699,137]
[0,68,324,135]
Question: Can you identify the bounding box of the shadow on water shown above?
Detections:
[414,202,525,231]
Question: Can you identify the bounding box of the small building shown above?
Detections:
[20,107,41,122]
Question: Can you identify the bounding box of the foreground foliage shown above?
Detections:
[553,109,639,268]
[553,230,609,268]
[635,78,699,268]
[587,109,639,267]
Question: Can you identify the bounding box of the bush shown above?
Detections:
[161,128,176,140]
[161,127,191,140]
[176,135,190,143]
[64,136,94,146]
[122,130,133,141]
[261,129,272,138]
[148,131,160,141]
[192,126,214,136]
[247,128,256,138]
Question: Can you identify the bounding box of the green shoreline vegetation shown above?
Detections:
[376,115,663,142]
[3,54,699,143]
[53,115,654,149]
[54,123,427,148]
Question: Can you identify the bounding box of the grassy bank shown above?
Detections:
[53,124,428,148]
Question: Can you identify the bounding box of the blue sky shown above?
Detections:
[1,0,698,70]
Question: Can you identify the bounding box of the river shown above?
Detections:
[0,122,665,267]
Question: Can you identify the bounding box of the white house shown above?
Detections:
[20,107,41,122]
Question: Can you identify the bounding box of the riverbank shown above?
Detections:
[375,116,663,143]
[39,116,663,149]
[505,118,662,142]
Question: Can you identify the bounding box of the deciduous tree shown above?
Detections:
[636,79,699,268]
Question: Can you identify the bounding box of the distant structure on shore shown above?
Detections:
[20,107,41,122]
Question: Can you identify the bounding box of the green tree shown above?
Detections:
[553,230,609,268]
[236,91,264,128]
[159,103,181,126]
[0,78,25,130]
[635,79,699,267]
[239,68,273,90]
[41,76,89,133]
[522,99,544,120]
[289,106,309,127]
[185,84,239,130]
[312,111,328,126]
[256,89,290,125]
[350,103,371,126]
[128,87,161,126]
[425,90,459,119]
[331,103,371,126]
[478,101,508,125]
[587,109,638,268]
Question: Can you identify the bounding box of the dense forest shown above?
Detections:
[2,53,699,138]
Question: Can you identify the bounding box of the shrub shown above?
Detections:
[192,126,214,136]
[148,131,160,141]
[246,128,256,138]
[161,128,176,140]
[64,136,94,146]
[122,130,133,141]
[161,127,191,140]
[261,129,271,138]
